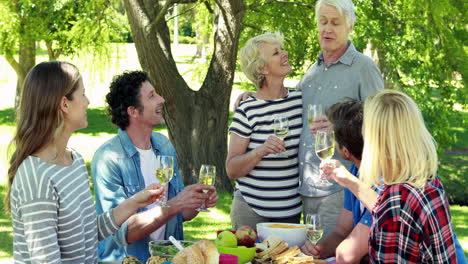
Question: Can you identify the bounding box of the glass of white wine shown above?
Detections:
[273,116,289,157]
[155,155,174,208]
[197,164,216,212]
[305,214,324,244]
[315,129,335,186]
[308,104,323,128]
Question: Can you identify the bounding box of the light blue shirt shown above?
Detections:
[297,42,384,197]
[92,129,185,263]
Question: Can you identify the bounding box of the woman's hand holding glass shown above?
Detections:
[155,155,174,208]
[273,116,289,157]
[129,184,164,209]
[320,159,358,189]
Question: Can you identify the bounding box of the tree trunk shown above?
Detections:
[124,0,245,191]
[5,37,36,109]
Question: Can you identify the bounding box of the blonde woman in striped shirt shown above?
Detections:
[5,61,163,263]
[226,32,303,230]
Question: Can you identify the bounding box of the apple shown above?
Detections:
[215,230,238,248]
[236,225,257,247]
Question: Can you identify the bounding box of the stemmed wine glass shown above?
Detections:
[155,155,174,208]
[273,116,289,157]
[315,129,335,186]
[308,104,323,128]
[196,164,216,212]
[308,104,322,147]
[305,214,324,244]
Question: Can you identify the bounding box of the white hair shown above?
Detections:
[315,0,356,28]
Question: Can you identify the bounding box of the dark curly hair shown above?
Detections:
[106,71,149,130]
[326,99,364,160]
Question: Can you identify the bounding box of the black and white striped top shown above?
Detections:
[10,149,118,263]
[229,90,303,218]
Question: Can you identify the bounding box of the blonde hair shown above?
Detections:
[360,90,438,188]
[315,0,356,28]
[5,61,82,212]
[239,31,284,89]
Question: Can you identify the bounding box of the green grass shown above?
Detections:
[183,191,233,241]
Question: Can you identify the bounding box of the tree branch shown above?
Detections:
[242,22,265,33]
[165,1,203,22]
[4,51,24,78]
[248,0,313,10]
[203,0,214,13]
[173,0,198,3]
[149,0,173,31]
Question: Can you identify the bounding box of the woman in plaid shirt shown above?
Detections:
[357,90,457,263]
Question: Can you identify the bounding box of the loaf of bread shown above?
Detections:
[171,240,220,264]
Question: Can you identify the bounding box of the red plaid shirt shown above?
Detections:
[369,177,457,263]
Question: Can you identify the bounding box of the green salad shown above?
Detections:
[148,240,194,257]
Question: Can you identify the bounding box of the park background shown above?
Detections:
[0,0,466,262]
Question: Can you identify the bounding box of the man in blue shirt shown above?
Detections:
[91,71,218,262]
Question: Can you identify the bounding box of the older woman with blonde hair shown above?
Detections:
[226,32,303,229]
[324,89,457,263]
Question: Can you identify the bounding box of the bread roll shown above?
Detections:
[171,240,219,264]
[171,244,204,264]
[194,240,219,264]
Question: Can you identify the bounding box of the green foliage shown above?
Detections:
[0,108,15,126]
[353,0,467,151]
[439,153,467,205]
[0,0,124,61]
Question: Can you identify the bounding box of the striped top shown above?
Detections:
[229,90,303,218]
[10,149,119,264]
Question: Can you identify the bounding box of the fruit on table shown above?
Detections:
[215,230,238,248]
[236,225,257,247]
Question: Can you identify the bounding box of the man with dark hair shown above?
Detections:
[91,71,218,262]
[301,99,371,263]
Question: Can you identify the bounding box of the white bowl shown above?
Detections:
[256,222,307,247]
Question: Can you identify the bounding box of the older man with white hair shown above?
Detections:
[297,0,384,242]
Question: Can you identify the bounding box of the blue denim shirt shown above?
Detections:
[91,129,184,263]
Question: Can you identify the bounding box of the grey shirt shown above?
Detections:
[10,150,119,263]
[297,42,384,197]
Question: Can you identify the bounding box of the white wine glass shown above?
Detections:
[308,104,323,147]
[307,104,323,129]
[197,164,216,212]
[315,129,335,186]
[273,116,289,157]
[305,214,324,244]
[155,155,174,208]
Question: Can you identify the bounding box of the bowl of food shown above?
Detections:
[216,245,256,264]
[148,240,194,259]
[256,222,307,247]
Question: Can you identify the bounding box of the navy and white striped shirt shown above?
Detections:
[10,149,118,263]
[229,90,303,218]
